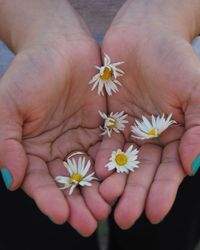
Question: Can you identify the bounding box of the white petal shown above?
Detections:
[142,116,153,130]
[63,161,68,169]
[105,162,116,171]
[91,79,100,91]
[65,161,74,175]
[98,79,105,96]
[99,111,108,119]
[112,61,125,67]
[82,159,91,176]
[113,79,122,86]
[132,126,149,138]
[89,73,100,84]
[79,181,92,187]
[113,128,120,133]
[151,115,157,128]
[126,145,134,154]
[55,176,70,185]
[71,158,77,173]
[104,82,112,96]
[77,157,82,173]
[69,184,77,195]
[104,54,111,65]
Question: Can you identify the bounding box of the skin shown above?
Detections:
[0,0,111,237]
[95,0,200,229]
[1,0,200,237]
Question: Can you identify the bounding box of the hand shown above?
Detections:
[0,0,110,236]
[95,0,200,229]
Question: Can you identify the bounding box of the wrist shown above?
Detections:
[111,0,200,40]
[0,0,91,53]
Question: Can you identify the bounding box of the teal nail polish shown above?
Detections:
[48,217,55,223]
[192,155,200,175]
[0,168,13,189]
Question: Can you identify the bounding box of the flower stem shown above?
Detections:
[152,137,164,148]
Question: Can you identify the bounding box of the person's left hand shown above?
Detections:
[94,0,200,229]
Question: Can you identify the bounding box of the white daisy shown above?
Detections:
[105,145,139,173]
[99,110,128,137]
[55,157,97,195]
[131,113,177,140]
[89,53,124,96]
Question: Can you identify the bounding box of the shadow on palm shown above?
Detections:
[94,28,200,229]
[0,38,110,236]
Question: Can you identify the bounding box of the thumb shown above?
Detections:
[179,88,200,176]
[179,38,200,176]
[0,100,27,190]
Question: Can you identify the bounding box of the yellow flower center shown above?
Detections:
[115,154,128,166]
[69,173,83,184]
[148,129,156,136]
[107,117,117,129]
[100,67,112,80]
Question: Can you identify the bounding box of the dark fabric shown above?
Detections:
[0,177,100,250]
[1,167,200,250]
[108,172,200,250]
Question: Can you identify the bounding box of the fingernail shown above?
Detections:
[0,168,13,189]
[192,155,200,175]
[48,217,55,223]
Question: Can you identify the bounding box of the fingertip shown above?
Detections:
[113,192,143,230]
[191,154,200,175]
[69,205,98,237]
[145,207,165,225]
[95,164,111,180]
[88,197,111,221]
[145,183,176,224]
[82,183,112,221]
[179,128,200,176]
[77,220,98,238]
[0,140,27,190]
[99,173,126,204]
[48,214,68,225]
[145,201,166,224]
[36,189,70,224]
[0,167,13,190]
[114,207,136,230]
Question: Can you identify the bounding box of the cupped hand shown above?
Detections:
[0,35,112,236]
[95,0,200,229]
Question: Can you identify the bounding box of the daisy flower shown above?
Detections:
[55,157,97,195]
[89,53,124,96]
[131,113,177,140]
[99,110,128,137]
[105,145,139,173]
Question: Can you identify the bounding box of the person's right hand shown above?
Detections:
[0,0,110,236]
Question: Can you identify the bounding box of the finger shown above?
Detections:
[179,125,200,176]
[50,155,97,237]
[114,143,161,229]
[99,171,127,205]
[99,143,137,205]
[175,40,200,176]
[81,181,111,221]
[22,156,69,224]
[95,132,125,179]
[68,152,112,221]
[0,100,27,190]
[146,141,185,224]
[66,192,97,237]
[179,84,200,176]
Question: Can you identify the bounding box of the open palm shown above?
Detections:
[95,12,200,229]
[0,38,110,236]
